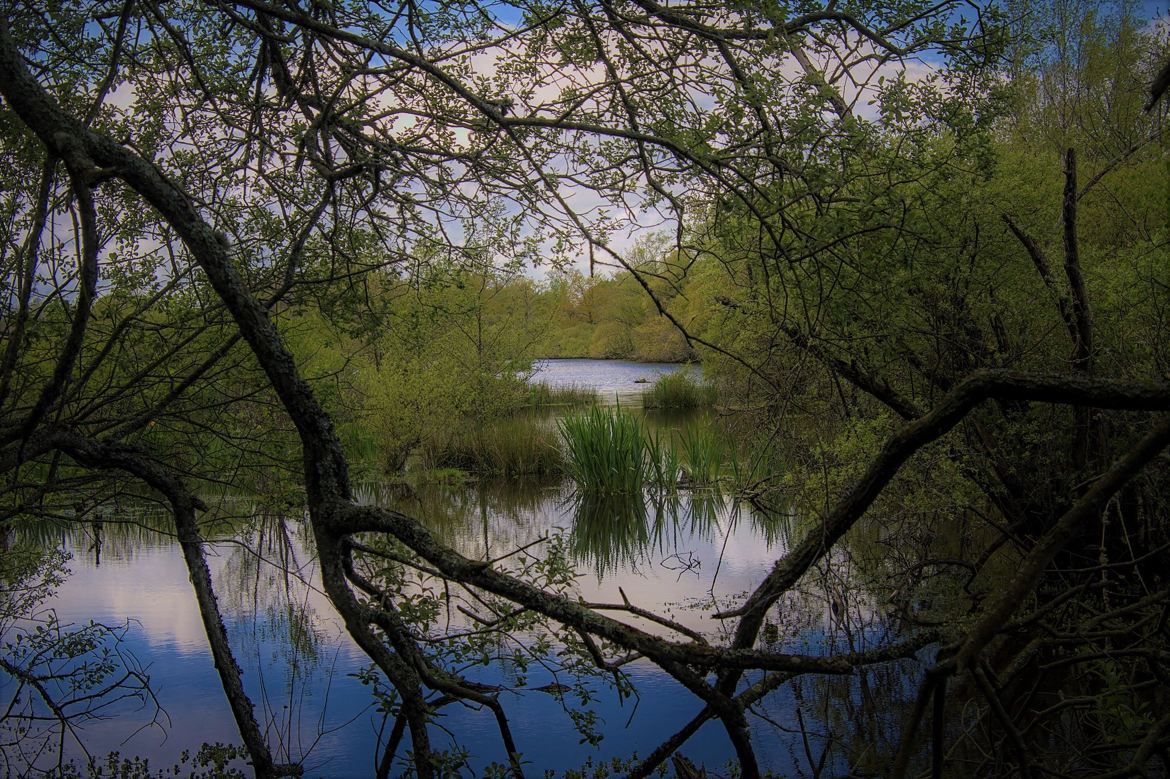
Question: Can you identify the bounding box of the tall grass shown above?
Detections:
[676,420,725,486]
[426,416,565,477]
[645,429,681,492]
[641,371,716,409]
[525,381,599,407]
[558,406,648,493]
[559,407,736,493]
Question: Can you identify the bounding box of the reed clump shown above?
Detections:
[558,405,649,493]
[525,381,599,407]
[426,416,565,477]
[559,405,739,493]
[645,429,681,491]
[676,420,725,486]
[641,371,715,409]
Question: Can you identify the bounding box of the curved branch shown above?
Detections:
[4,172,99,447]
[717,370,1170,657]
[0,157,55,412]
[37,429,299,779]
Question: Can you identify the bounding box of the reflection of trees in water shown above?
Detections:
[8,487,1063,777]
[360,477,567,561]
[215,508,333,768]
[221,510,322,656]
[13,500,176,567]
[17,499,327,673]
[358,479,797,594]
[17,499,335,771]
[740,658,920,776]
[12,485,911,775]
[1,544,163,775]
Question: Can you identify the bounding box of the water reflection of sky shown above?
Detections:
[37,532,752,775]
[18,480,914,777]
[531,358,694,404]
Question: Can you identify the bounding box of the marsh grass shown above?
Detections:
[525,381,599,407]
[641,371,715,409]
[676,420,725,486]
[427,416,565,477]
[645,429,681,492]
[560,406,738,493]
[558,405,648,493]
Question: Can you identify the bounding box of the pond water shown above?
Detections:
[3,360,915,777]
[530,358,695,404]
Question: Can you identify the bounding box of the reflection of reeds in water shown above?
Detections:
[568,491,650,579]
[748,498,795,545]
[683,490,722,537]
[13,516,84,548]
[733,498,795,549]
[356,477,565,559]
[569,489,764,581]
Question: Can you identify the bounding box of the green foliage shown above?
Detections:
[524,382,599,407]
[50,745,250,778]
[4,0,1167,773]
[586,321,633,359]
[629,317,693,363]
[641,371,714,409]
[351,264,543,472]
[529,264,695,362]
[424,416,566,477]
[559,406,649,494]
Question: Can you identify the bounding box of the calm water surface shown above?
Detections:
[531,358,694,404]
[5,360,910,777]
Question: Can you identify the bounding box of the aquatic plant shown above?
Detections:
[641,371,715,409]
[676,419,725,486]
[427,416,565,477]
[558,406,648,493]
[645,428,681,492]
[525,381,599,407]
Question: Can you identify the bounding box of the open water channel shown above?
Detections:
[3,360,916,777]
